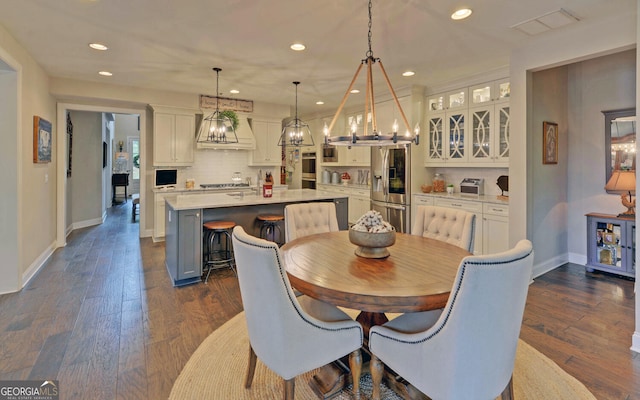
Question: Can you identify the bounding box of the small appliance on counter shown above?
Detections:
[460,178,484,196]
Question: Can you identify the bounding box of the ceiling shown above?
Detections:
[0,0,634,115]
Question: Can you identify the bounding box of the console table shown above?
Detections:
[112,173,130,205]
[585,212,635,278]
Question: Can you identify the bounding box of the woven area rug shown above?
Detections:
[170,312,597,400]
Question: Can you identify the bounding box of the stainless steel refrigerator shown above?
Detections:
[371,145,411,233]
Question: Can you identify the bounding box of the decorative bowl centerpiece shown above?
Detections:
[349,210,396,258]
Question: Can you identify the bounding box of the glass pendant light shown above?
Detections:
[197,67,239,145]
[324,0,420,147]
[278,81,315,147]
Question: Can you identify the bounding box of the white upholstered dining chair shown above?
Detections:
[411,205,476,252]
[231,226,363,400]
[368,239,534,400]
[284,202,340,242]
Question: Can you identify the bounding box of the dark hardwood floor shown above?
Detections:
[0,203,638,399]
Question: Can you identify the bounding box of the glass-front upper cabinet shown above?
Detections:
[427,89,467,112]
[447,89,467,110]
[427,94,445,113]
[469,103,510,165]
[470,78,510,105]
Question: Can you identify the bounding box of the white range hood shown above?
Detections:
[196,113,257,150]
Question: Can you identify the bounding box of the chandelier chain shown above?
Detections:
[366,0,373,58]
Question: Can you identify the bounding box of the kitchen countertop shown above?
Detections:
[414,191,509,205]
[153,185,287,194]
[317,183,370,191]
[165,188,347,210]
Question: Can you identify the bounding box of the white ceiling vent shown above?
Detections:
[511,8,580,35]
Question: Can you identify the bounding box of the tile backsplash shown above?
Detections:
[172,151,279,188]
[426,168,509,196]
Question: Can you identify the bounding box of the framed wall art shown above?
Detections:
[33,115,52,163]
[543,121,558,165]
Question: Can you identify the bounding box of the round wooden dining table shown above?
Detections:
[282,230,471,335]
[282,230,471,399]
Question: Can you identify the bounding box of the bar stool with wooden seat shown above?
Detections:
[256,214,284,246]
[202,220,236,283]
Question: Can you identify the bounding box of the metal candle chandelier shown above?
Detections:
[324,0,420,147]
[278,81,315,147]
[197,67,239,145]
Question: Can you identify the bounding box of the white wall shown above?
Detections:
[0,22,56,293]
[0,55,19,293]
[69,111,103,226]
[530,66,570,274]
[509,4,637,350]
[509,10,636,250]
[567,50,636,263]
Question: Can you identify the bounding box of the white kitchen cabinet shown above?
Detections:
[434,197,483,254]
[411,194,435,232]
[318,184,371,224]
[424,109,469,165]
[343,147,370,166]
[425,79,509,167]
[468,102,509,166]
[482,203,509,255]
[469,78,510,106]
[154,192,171,241]
[349,188,371,224]
[249,119,282,166]
[151,105,196,167]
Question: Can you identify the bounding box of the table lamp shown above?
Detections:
[605,170,636,218]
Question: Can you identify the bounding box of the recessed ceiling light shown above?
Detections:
[316,101,324,105]
[89,43,108,51]
[290,43,306,51]
[98,71,112,76]
[350,89,360,94]
[402,71,415,77]
[451,8,472,20]
[229,89,240,94]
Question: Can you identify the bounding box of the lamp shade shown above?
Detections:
[605,170,636,194]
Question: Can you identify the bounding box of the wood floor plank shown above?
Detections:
[28,330,71,380]
[1,203,638,399]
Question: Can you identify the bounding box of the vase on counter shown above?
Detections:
[433,173,446,192]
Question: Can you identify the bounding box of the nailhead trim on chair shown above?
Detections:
[233,231,364,342]
[369,249,533,346]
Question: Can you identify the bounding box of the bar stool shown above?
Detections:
[257,214,284,246]
[202,220,236,283]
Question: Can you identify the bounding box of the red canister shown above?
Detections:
[263,184,273,197]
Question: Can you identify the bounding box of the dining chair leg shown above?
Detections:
[370,354,383,400]
[283,378,295,400]
[245,346,257,389]
[349,349,362,397]
[499,375,514,400]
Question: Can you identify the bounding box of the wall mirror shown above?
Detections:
[604,108,636,191]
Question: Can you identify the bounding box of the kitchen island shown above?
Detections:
[164,189,349,286]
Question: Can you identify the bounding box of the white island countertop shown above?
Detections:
[165,189,347,211]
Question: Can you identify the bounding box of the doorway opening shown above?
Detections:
[56,104,146,246]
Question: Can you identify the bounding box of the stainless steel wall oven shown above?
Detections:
[301,152,316,189]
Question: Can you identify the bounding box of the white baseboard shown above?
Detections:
[141,228,153,238]
[568,252,587,266]
[71,216,104,231]
[532,254,569,278]
[631,332,640,354]
[21,240,56,289]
